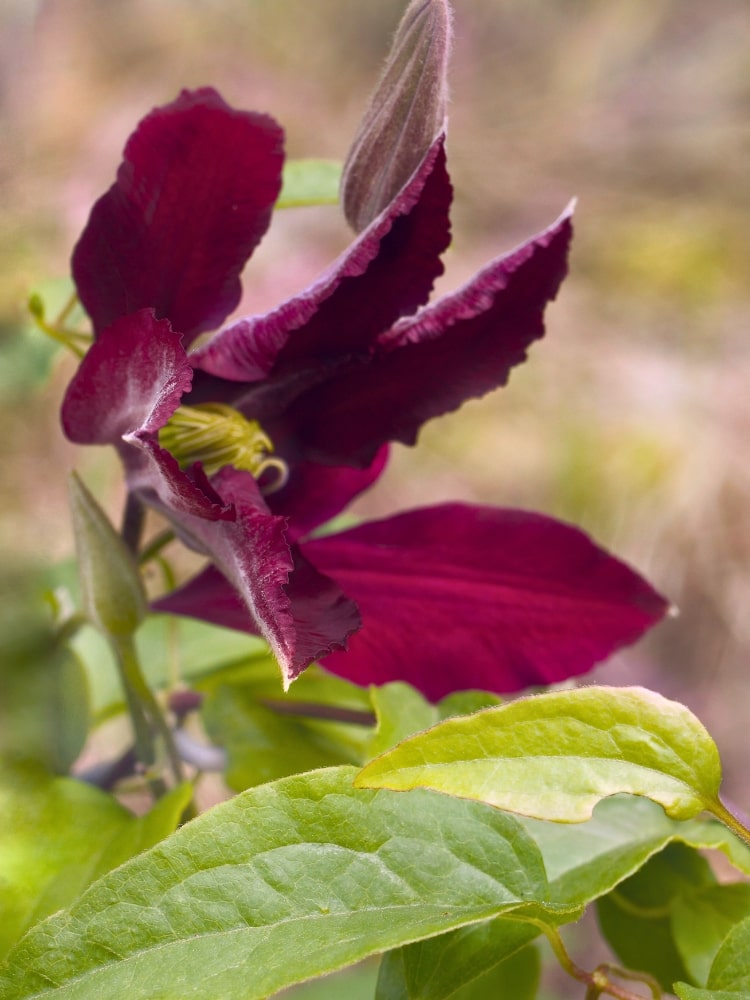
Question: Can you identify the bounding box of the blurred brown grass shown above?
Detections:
[2,0,750,808]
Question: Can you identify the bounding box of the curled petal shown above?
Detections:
[61,308,233,520]
[72,88,284,341]
[61,309,192,445]
[301,503,669,700]
[153,469,361,687]
[122,437,234,521]
[190,136,452,383]
[288,202,574,466]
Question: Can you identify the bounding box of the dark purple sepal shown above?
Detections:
[289,202,575,466]
[72,88,284,341]
[153,468,361,686]
[301,503,669,701]
[190,136,452,381]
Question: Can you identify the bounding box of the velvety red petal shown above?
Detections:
[288,202,574,466]
[266,446,389,542]
[61,308,192,445]
[190,135,452,382]
[153,469,361,686]
[300,503,669,700]
[72,88,284,342]
[61,308,233,520]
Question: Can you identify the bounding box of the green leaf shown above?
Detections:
[0,762,191,960]
[368,685,502,760]
[522,796,727,908]
[0,587,89,772]
[437,691,502,719]
[376,795,750,1000]
[707,915,750,991]
[672,885,750,986]
[675,917,750,998]
[449,944,539,1000]
[596,843,712,990]
[276,159,341,208]
[368,683,440,758]
[202,681,366,790]
[0,767,556,1000]
[376,919,538,1000]
[356,686,722,822]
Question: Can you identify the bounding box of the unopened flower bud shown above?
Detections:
[68,472,147,637]
[341,0,453,232]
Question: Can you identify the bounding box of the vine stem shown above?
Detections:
[534,925,661,1000]
[138,529,176,567]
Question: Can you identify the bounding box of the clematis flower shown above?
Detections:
[61,86,668,697]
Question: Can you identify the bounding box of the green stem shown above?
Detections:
[111,635,185,787]
[56,290,78,327]
[29,291,90,358]
[54,612,88,646]
[110,636,166,798]
[708,796,750,848]
[138,529,176,566]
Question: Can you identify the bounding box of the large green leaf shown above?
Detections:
[0,767,557,1000]
[521,795,750,906]
[375,795,750,1000]
[0,763,191,960]
[356,686,722,822]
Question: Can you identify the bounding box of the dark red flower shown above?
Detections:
[62,87,668,694]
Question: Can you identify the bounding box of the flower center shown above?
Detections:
[159,403,288,492]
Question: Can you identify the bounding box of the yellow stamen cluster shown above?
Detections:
[159,403,288,492]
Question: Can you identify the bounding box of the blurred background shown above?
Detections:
[1,0,749,913]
